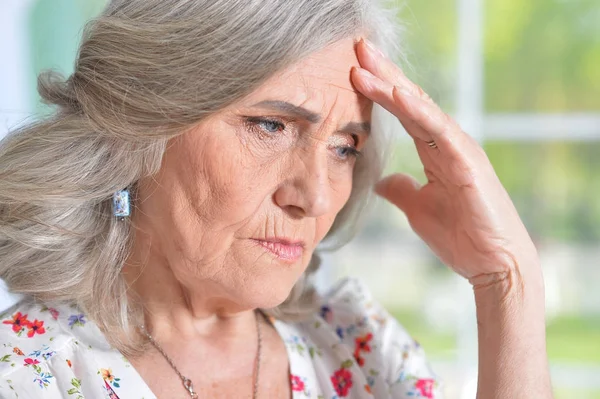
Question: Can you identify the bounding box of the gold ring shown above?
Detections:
[427,140,437,149]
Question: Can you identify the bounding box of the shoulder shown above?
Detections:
[318,276,418,358]
[320,276,391,324]
[0,300,152,399]
[0,299,95,378]
[316,277,443,398]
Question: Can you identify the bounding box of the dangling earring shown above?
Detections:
[113,188,131,220]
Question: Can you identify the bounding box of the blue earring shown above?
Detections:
[113,189,131,220]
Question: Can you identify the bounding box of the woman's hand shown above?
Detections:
[351,39,541,285]
[352,38,553,399]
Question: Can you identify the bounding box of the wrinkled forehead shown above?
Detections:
[243,37,372,118]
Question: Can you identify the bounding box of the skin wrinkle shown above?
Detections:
[118,37,372,395]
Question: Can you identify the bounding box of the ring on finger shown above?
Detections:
[426,140,438,149]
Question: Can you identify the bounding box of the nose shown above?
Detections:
[273,150,333,218]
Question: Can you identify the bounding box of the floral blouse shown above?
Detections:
[0,278,442,398]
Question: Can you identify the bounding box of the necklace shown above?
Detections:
[139,310,263,399]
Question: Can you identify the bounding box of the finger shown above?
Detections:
[352,56,482,167]
[392,86,470,158]
[413,137,443,182]
[352,66,454,151]
[357,39,433,103]
[356,39,475,153]
[374,173,422,215]
[351,67,433,143]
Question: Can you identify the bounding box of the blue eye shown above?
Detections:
[261,119,284,133]
[335,146,361,160]
[246,117,285,134]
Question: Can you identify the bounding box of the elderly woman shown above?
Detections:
[0,0,552,398]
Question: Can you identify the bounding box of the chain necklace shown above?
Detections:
[139,310,263,399]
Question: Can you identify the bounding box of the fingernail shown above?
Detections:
[363,38,386,59]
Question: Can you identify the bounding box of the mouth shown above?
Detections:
[251,238,305,262]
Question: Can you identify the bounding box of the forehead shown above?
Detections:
[242,37,371,117]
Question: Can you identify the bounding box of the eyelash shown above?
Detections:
[245,117,286,135]
[243,116,362,160]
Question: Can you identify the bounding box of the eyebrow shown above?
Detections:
[251,100,371,136]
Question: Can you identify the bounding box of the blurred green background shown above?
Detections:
[384,0,600,397]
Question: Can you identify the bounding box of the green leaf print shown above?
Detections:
[67,378,83,398]
[9,381,20,398]
[0,354,11,362]
[341,359,354,369]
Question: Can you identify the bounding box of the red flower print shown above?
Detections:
[353,349,365,367]
[24,358,40,366]
[13,347,24,356]
[66,359,72,368]
[415,378,435,398]
[365,384,372,394]
[49,308,59,320]
[355,332,373,354]
[330,368,353,397]
[3,312,30,333]
[290,374,305,392]
[26,319,45,337]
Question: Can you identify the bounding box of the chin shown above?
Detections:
[251,273,301,310]
[230,243,314,310]
[247,262,312,311]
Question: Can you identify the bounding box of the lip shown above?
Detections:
[251,238,305,262]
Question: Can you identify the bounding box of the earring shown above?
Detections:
[113,188,130,220]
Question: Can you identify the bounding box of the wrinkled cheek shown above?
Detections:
[201,149,268,214]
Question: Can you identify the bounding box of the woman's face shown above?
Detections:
[134,37,372,309]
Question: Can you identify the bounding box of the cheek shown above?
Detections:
[175,127,272,231]
[203,144,269,222]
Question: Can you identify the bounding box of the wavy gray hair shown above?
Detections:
[0,0,402,354]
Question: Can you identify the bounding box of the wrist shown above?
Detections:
[469,250,544,303]
[472,264,547,341]
[472,267,544,308]
[471,260,552,398]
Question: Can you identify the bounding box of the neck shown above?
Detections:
[121,233,258,344]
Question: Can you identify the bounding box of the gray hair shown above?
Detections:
[0,0,402,354]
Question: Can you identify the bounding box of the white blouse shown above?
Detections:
[0,278,442,398]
